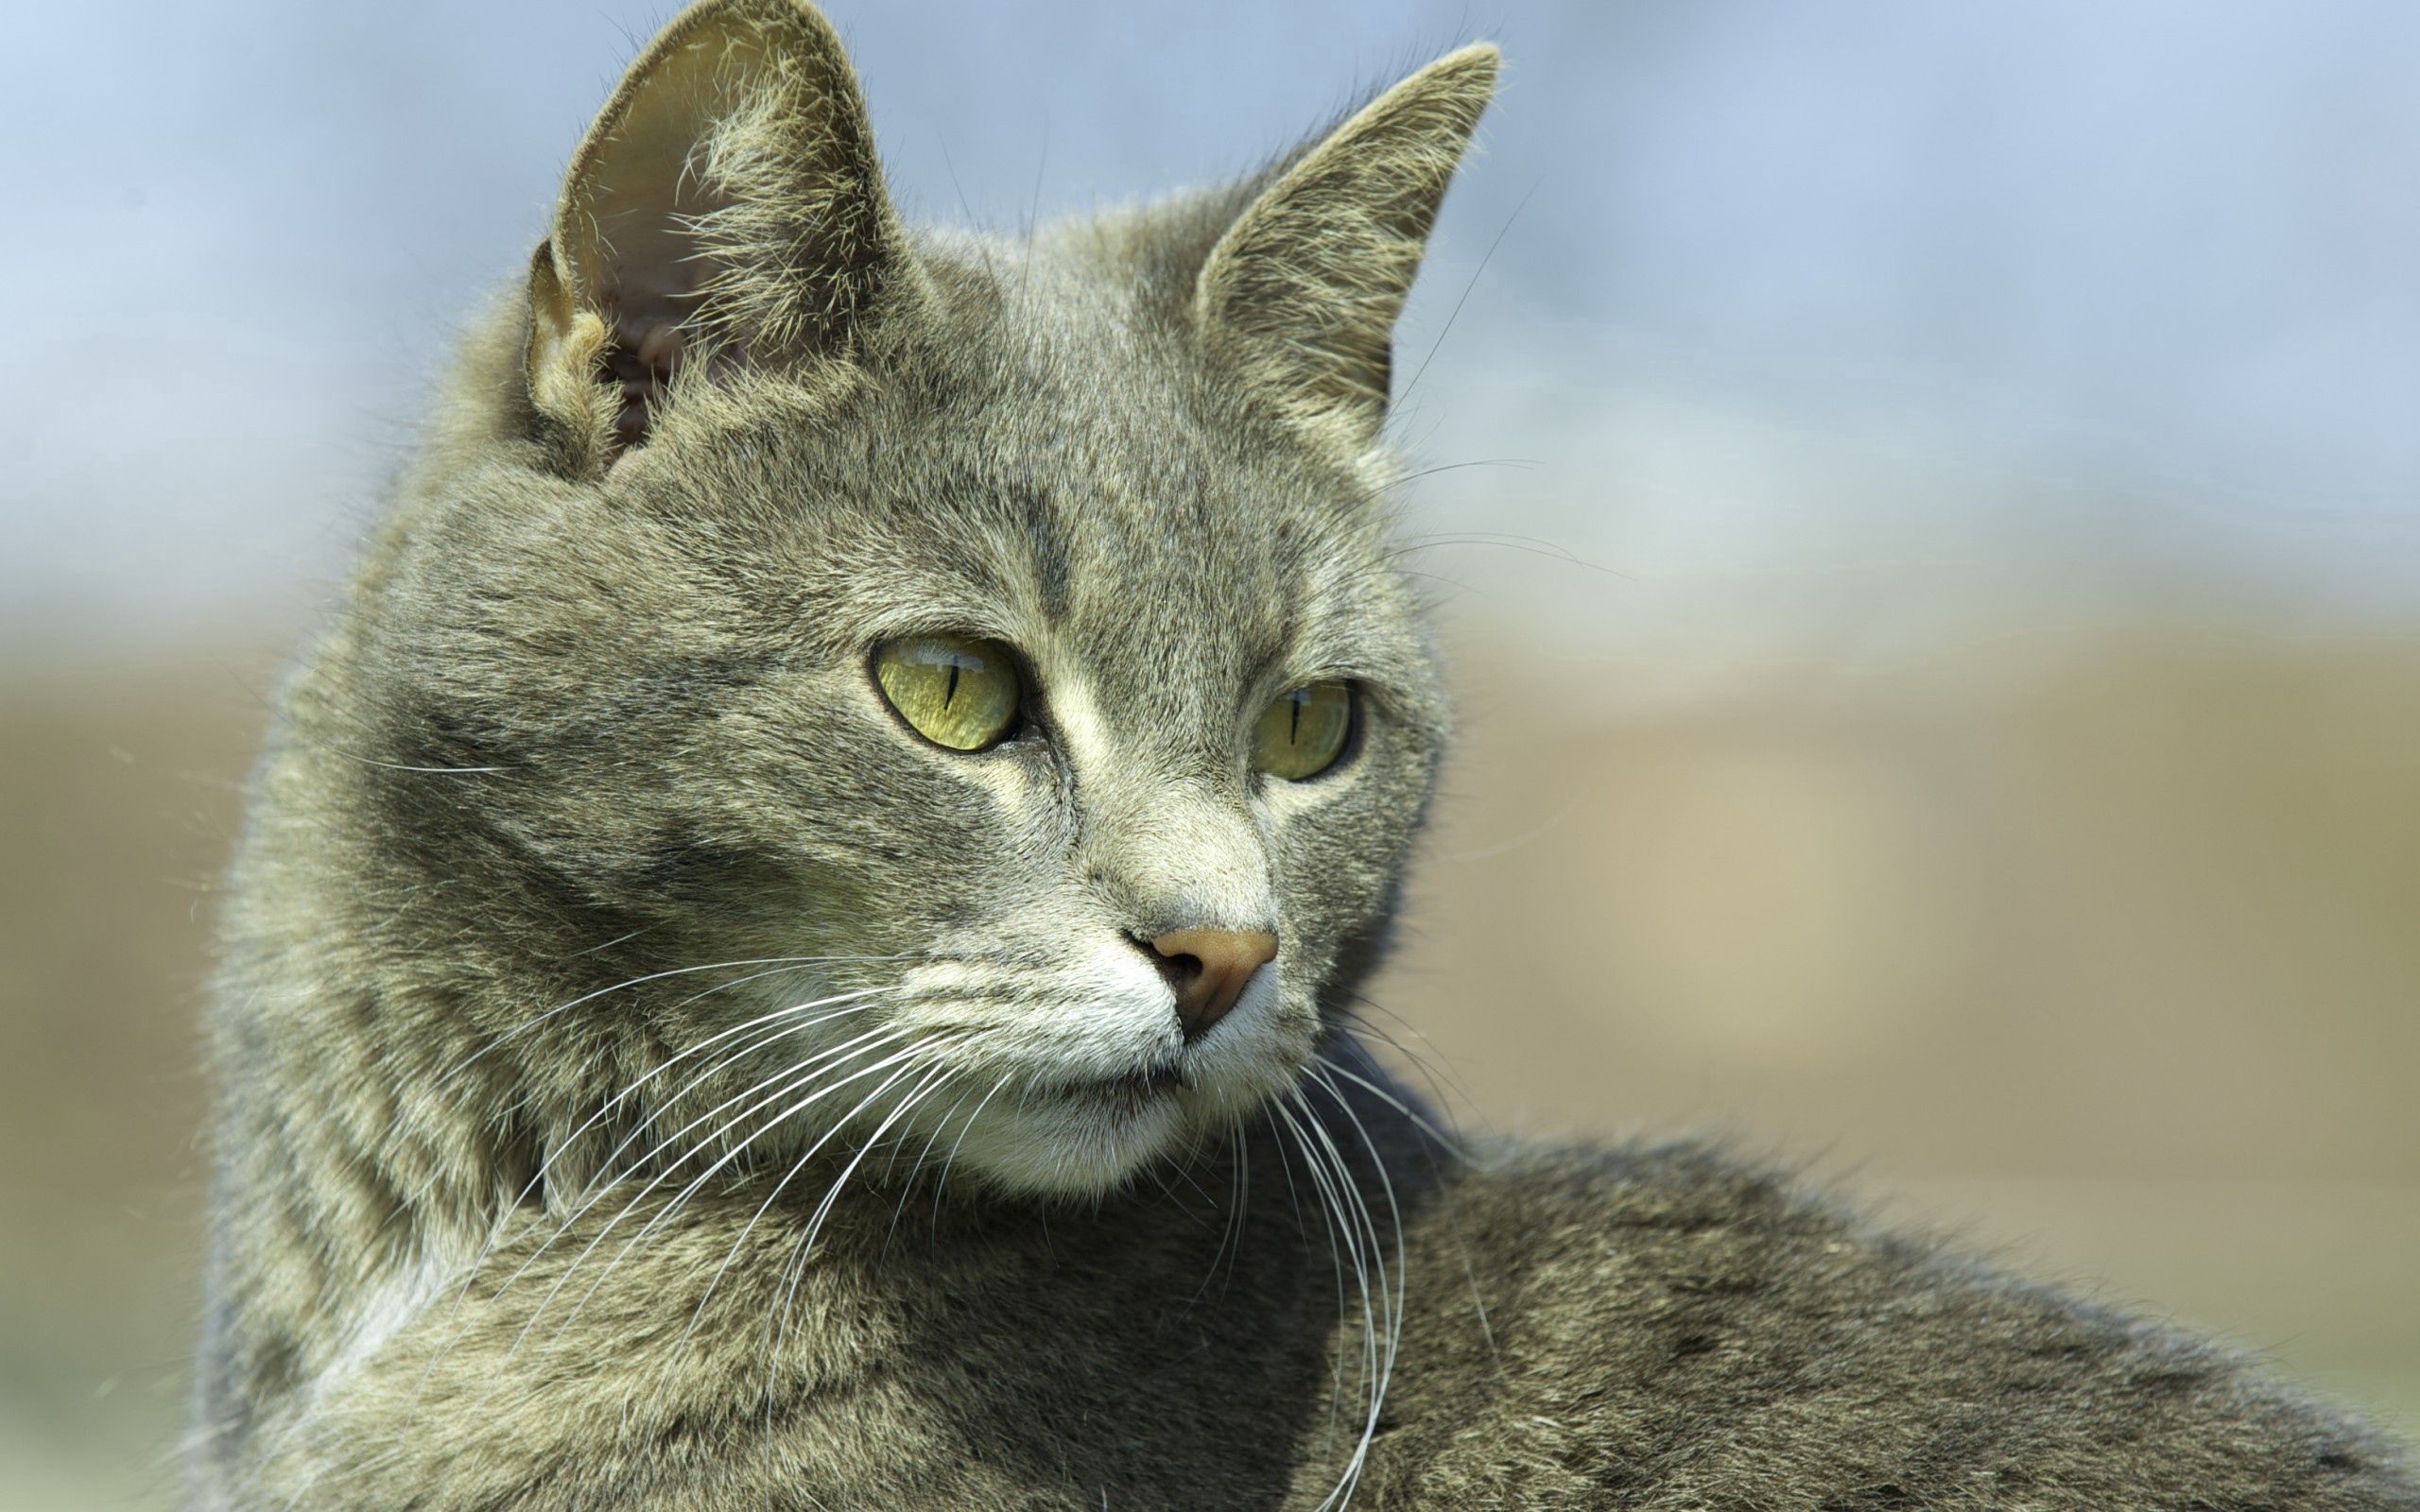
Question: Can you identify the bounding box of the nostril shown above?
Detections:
[1132,934,1203,992]
[1161,951,1204,991]
[1143,926,1279,1044]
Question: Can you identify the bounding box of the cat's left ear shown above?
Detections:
[525,0,922,472]
[1194,44,1498,457]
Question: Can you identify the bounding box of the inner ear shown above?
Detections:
[582,145,727,445]
[524,0,919,472]
[564,34,749,448]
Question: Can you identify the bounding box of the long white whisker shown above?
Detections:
[1282,1087,1389,1512]
[578,1031,928,1264]
[407,988,898,1398]
[799,1058,959,1275]
[628,1035,941,1246]
[675,1048,956,1365]
[1189,1124,1251,1306]
[1327,1038,1501,1365]
[1302,1069,1409,1512]
[881,1074,983,1257]
[502,1026,917,1342]
[1263,1106,1312,1238]
[768,1057,961,1360]
[506,1018,912,1299]
[1340,995,1477,1118]
[1270,1101,1355,1453]
[1233,1125,1253,1289]
[929,1071,1013,1236]
[554,995,893,1211]
[467,1006,896,1321]
[400,967,890,1228]
[1314,1048,1463,1160]
[889,1072,976,1190]
[532,991,892,1224]
[437,954,908,1089]
[527,1038,937,1358]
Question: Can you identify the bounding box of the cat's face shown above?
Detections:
[359,0,1491,1198]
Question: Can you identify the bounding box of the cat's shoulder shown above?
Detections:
[1366,1135,2419,1508]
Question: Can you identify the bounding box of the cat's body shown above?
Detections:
[202,1095,2416,1510]
[192,2,2416,1506]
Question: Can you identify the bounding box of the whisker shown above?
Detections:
[880,1075,984,1259]
[410,989,894,1393]
[552,995,896,1212]
[1270,1099,1357,1455]
[1188,1124,1252,1307]
[1382,527,1615,572]
[1304,1065,1410,1512]
[581,1031,934,1263]
[768,1057,962,1359]
[1231,1125,1253,1291]
[1262,1106,1312,1239]
[1370,457,1541,495]
[501,1026,918,1345]
[886,1068,976,1190]
[523,1016,910,1274]
[675,1047,957,1365]
[393,964,893,1235]
[1284,1079,1401,1512]
[1314,1047,1464,1160]
[530,1039,938,1360]
[466,1007,898,1327]
[1340,993,1479,1120]
[929,1071,1014,1239]
[436,954,910,1090]
[544,988,896,1209]
[1150,1142,1224,1228]
[1388,176,1534,421]
[1327,1034,1502,1366]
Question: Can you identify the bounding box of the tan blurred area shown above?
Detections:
[3,611,2413,1508]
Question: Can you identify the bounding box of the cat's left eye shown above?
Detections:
[873,634,1023,752]
[1252,681,1356,781]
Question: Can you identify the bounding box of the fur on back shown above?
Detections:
[191,2,2416,1507]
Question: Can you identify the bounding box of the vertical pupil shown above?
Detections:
[943,657,960,709]
[1289,691,1303,744]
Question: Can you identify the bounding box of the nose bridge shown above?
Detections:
[1081,772,1272,933]
[1040,647,1271,932]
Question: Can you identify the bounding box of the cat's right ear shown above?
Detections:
[524,0,921,474]
[1192,45,1497,462]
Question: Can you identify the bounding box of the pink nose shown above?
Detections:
[1147,928,1278,1043]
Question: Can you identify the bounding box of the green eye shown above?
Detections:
[1252,681,1355,781]
[873,635,1023,752]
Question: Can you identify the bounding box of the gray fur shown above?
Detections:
[191,2,2417,1506]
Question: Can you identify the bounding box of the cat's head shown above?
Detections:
[348,0,1494,1199]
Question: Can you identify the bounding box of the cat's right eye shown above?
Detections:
[873,635,1024,752]
[1251,681,1356,781]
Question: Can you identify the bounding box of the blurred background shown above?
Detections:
[4,1,2416,1505]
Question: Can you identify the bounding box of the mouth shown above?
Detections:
[1057,1062,1186,1112]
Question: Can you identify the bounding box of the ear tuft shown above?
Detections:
[524,0,917,471]
[1194,43,1499,455]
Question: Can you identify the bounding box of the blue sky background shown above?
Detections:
[7,0,2417,662]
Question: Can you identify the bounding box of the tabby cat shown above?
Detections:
[191,2,2417,1506]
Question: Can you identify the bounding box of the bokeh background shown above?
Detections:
[5,1,2417,1505]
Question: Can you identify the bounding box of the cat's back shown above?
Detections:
[1358,1138,2417,1508]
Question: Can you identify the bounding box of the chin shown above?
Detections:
[947,1075,1251,1199]
[915,977,1322,1199]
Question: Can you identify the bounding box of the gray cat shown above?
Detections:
[190,2,2416,1506]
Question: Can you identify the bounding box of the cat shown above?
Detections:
[189,1,2416,1506]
